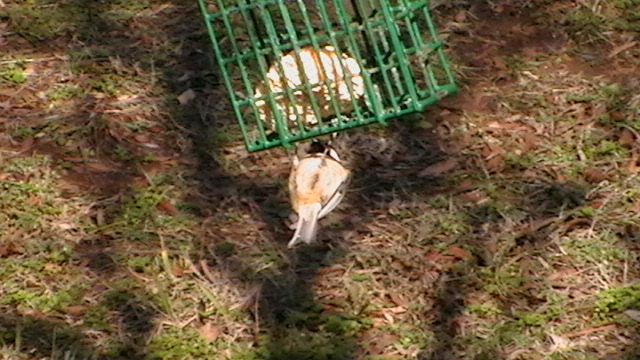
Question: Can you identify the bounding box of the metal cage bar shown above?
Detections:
[199,0,458,152]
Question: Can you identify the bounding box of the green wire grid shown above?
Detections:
[198,0,458,152]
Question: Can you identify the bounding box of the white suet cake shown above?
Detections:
[255,45,365,131]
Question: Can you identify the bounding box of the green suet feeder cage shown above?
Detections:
[198,0,458,152]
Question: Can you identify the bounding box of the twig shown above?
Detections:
[0,55,69,65]
[561,324,616,338]
[199,259,217,284]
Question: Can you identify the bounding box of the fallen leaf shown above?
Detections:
[382,310,394,324]
[28,194,42,206]
[85,162,118,173]
[492,56,507,70]
[369,333,400,355]
[418,158,458,177]
[522,46,539,58]
[425,251,444,263]
[19,137,35,152]
[624,309,640,322]
[157,200,179,215]
[66,305,88,316]
[199,322,221,342]
[583,168,608,184]
[457,179,474,191]
[0,241,19,258]
[171,263,186,277]
[486,121,521,130]
[446,245,472,260]
[611,110,626,122]
[457,189,489,204]
[134,134,150,143]
[177,89,196,105]
[589,200,604,209]
[56,221,76,231]
[486,153,504,172]
[388,293,408,308]
[619,128,636,146]
[454,11,467,22]
[547,267,578,282]
[522,132,539,151]
[625,150,639,175]
[549,334,571,351]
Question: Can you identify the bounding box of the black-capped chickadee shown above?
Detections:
[288,139,350,248]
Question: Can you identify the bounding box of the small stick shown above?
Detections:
[561,324,616,338]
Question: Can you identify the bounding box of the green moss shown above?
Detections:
[595,283,640,322]
[48,85,84,100]
[147,327,222,360]
[0,64,27,84]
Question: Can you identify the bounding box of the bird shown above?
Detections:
[288,138,350,248]
[254,45,365,134]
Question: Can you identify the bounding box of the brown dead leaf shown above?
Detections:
[492,56,507,71]
[134,134,150,143]
[457,179,474,191]
[66,305,88,316]
[316,265,345,275]
[0,241,20,258]
[19,137,35,152]
[199,322,221,343]
[454,11,467,23]
[388,293,408,308]
[547,267,578,282]
[626,151,639,175]
[589,200,604,209]
[446,245,472,260]
[522,132,539,151]
[418,158,458,177]
[486,121,521,131]
[28,194,42,206]
[157,200,179,215]
[611,111,626,122]
[583,168,608,184]
[457,189,489,205]
[425,251,445,263]
[522,46,539,58]
[369,333,400,355]
[486,153,504,172]
[619,128,636,147]
[171,263,186,277]
[85,162,118,173]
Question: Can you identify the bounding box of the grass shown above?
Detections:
[1,0,640,359]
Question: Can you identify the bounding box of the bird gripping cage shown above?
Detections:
[198,0,458,152]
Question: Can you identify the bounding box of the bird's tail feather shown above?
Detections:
[288,203,321,248]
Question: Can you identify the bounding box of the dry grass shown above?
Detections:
[0,0,640,359]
